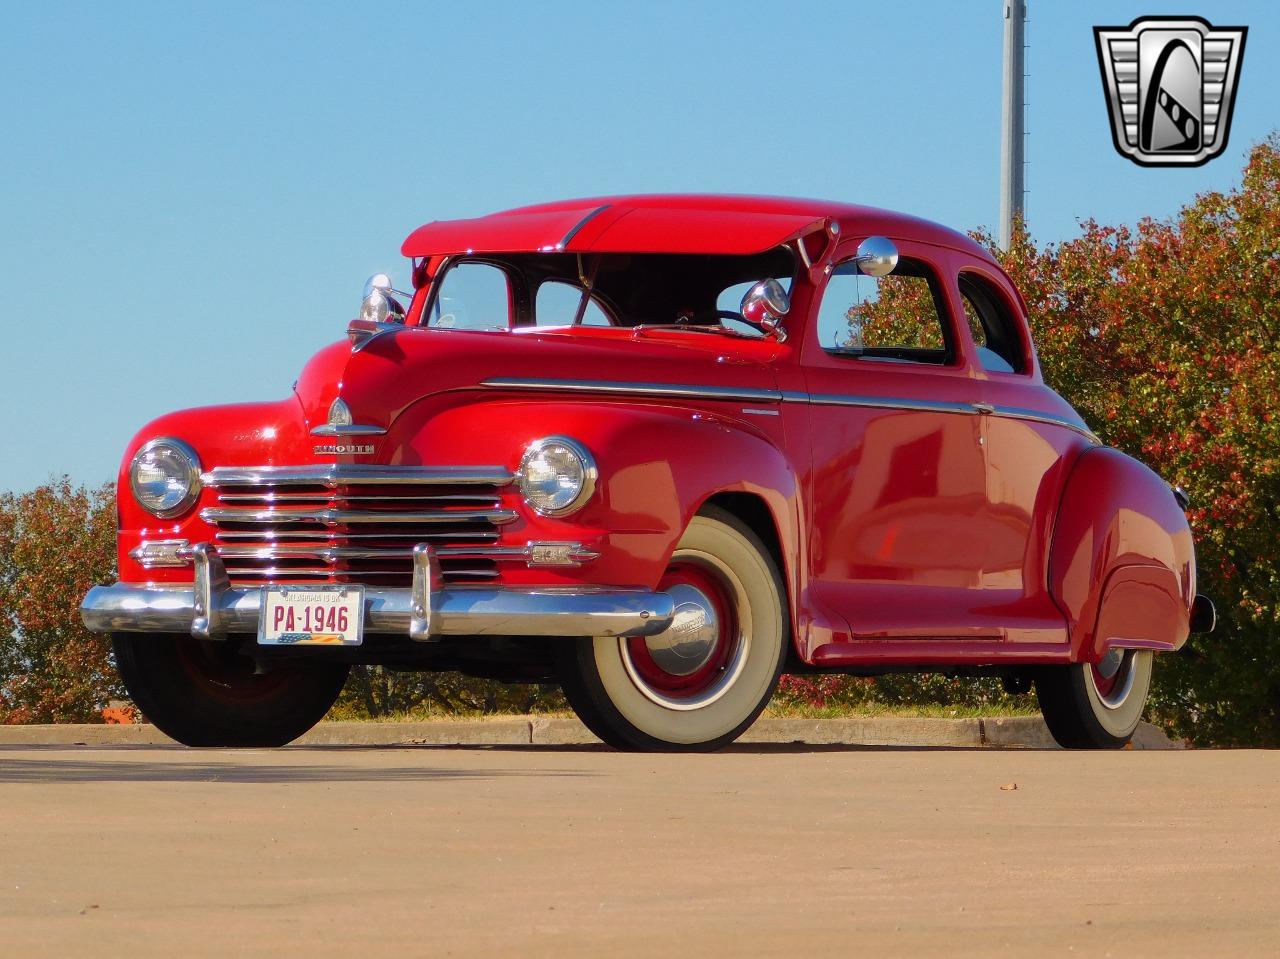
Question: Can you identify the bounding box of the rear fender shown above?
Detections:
[1049,446,1195,661]
[1089,564,1187,659]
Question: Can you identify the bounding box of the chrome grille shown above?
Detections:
[200,465,517,586]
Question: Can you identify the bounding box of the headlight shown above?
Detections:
[518,437,597,516]
[130,438,202,518]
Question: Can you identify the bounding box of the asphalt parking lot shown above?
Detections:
[1,745,1277,957]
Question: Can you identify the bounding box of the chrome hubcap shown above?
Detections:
[1092,649,1138,710]
[618,550,752,711]
[642,583,720,677]
[1096,647,1124,681]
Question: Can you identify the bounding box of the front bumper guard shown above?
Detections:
[81,544,675,642]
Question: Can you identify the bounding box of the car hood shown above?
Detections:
[293,325,786,435]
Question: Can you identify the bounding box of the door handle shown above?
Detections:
[973,402,996,415]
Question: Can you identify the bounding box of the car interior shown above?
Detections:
[425,248,797,333]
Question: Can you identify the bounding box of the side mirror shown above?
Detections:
[358,273,407,324]
[853,236,898,277]
[740,278,790,341]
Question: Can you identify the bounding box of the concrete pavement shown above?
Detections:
[0,715,1179,748]
[0,744,1276,957]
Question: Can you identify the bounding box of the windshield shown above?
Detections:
[422,248,796,333]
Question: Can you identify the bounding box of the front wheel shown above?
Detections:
[113,634,349,747]
[558,506,787,751]
[1035,649,1153,749]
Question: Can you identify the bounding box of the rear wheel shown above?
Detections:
[1035,649,1153,749]
[558,507,787,751]
[113,633,349,747]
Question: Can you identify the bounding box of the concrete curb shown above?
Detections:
[0,717,1179,749]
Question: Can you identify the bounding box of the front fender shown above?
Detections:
[115,398,309,583]
[395,395,800,593]
[1049,446,1196,661]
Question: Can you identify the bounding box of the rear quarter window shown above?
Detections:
[958,272,1027,374]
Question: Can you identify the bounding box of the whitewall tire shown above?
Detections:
[558,506,787,751]
[1036,649,1154,749]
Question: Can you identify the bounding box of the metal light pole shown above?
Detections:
[999,0,1027,249]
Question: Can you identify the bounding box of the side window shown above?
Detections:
[958,273,1026,373]
[535,280,612,327]
[817,258,951,364]
[428,262,512,330]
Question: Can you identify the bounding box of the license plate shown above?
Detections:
[259,586,364,646]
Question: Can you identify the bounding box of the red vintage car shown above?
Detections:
[82,195,1213,751]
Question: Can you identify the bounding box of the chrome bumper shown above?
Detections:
[82,544,674,642]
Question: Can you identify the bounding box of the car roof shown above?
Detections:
[401,194,995,262]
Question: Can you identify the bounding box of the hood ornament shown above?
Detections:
[310,397,387,440]
[328,398,353,427]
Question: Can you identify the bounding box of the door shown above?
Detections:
[802,241,998,640]
[957,268,1078,645]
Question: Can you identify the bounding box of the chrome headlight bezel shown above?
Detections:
[517,436,598,517]
[129,437,202,519]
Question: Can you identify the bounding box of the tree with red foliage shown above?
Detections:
[0,479,122,722]
[984,134,1280,745]
[779,136,1280,744]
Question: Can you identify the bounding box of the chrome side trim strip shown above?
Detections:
[478,380,1099,442]
[557,204,611,249]
[783,392,1101,442]
[200,507,517,526]
[81,582,676,640]
[202,465,516,488]
[482,377,782,403]
[800,392,976,416]
[991,405,1101,444]
[309,423,388,437]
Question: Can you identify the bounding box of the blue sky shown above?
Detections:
[0,0,1274,492]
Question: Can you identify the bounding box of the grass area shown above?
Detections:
[761,701,1039,720]
[329,669,1043,723]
